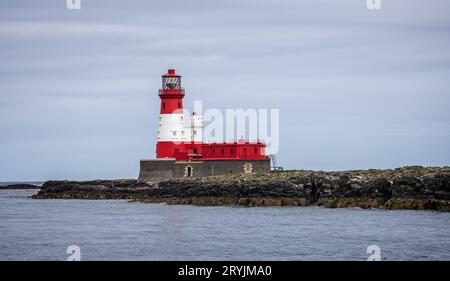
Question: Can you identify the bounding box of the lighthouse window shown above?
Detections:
[254,147,258,154]
[230,148,233,154]
[163,102,165,109]
[221,148,225,154]
[163,77,180,89]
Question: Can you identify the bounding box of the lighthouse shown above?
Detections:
[156,69,186,158]
[156,69,203,159]
[139,69,270,180]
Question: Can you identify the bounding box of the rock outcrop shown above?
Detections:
[0,183,41,189]
[32,166,450,211]
[33,179,156,199]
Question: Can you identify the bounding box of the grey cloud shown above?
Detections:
[0,0,449,181]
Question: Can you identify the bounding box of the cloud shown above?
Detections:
[0,0,450,180]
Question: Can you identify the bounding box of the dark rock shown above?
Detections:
[392,175,425,198]
[0,184,40,189]
[422,173,450,192]
[31,167,450,211]
[360,178,392,200]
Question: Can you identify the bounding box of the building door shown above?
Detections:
[186,166,192,177]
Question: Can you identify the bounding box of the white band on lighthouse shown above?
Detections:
[157,113,186,142]
[157,113,203,143]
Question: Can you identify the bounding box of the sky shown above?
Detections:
[0,0,449,181]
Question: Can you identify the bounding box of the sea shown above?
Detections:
[0,189,449,260]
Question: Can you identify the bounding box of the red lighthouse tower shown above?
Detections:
[156,69,186,159]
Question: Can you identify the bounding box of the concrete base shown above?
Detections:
[139,159,270,181]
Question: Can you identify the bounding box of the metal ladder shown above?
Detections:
[269,154,284,171]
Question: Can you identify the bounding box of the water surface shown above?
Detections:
[0,190,449,260]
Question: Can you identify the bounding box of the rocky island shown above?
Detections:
[0,183,41,189]
[30,166,450,211]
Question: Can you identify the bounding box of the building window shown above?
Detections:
[193,130,197,135]
[213,149,216,154]
[221,148,225,154]
[254,147,258,154]
[173,131,176,136]
[230,148,233,154]
[163,102,165,109]
[243,163,253,174]
[178,102,181,108]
